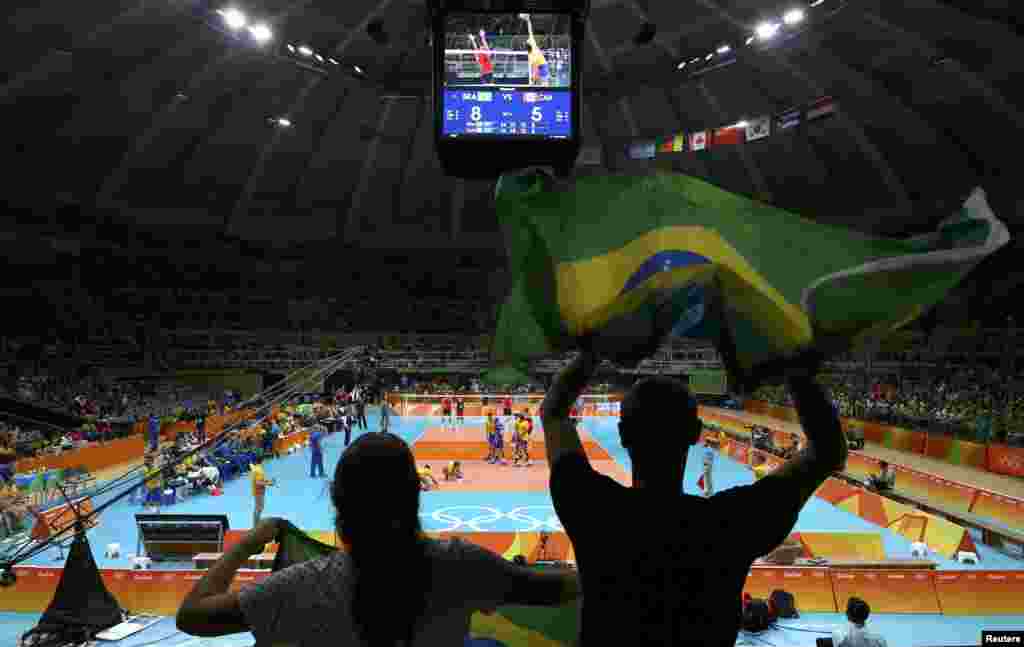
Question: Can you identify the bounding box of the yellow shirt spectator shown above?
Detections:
[144,467,162,491]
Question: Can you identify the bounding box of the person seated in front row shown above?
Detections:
[196,459,221,489]
[442,461,464,481]
[867,461,895,491]
[176,433,581,646]
[831,597,888,647]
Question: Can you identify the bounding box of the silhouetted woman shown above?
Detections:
[176,432,579,646]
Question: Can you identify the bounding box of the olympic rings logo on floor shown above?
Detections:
[421,506,564,532]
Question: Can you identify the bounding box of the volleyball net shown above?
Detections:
[388,393,620,417]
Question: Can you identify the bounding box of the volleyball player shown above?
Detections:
[511,414,527,467]
[520,14,550,87]
[485,411,498,463]
[455,397,465,425]
[441,395,453,428]
[469,31,495,85]
[418,464,439,491]
[443,460,464,481]
[523,412,534,467]
[493,417,507,465]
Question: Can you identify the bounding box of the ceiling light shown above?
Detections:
[353,65,364,75]
[297,45,313,57]
[677,61,686,69]
[286,44,295,53]
[783,9,805,25]
[218,7,247,30]
[716,44,731,54]
[810,0,824,6]
[328,58,339,65]
[248,24,272,43]
[314,54,325,62]
[705,53,714,61]
[276,117,292,127]
[690,57,701,64]
[745,36,755,45]
[756,22,780,40]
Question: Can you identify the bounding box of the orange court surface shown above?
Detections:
[412,423,624,490]
[412,424,612,461]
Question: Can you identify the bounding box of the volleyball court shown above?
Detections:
[409,406,629,492]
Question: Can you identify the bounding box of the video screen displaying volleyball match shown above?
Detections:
[441,13,573,137]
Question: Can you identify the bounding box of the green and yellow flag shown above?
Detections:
[491,170,1008,390]
[269,522,577,647]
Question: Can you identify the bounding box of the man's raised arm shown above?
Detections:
[760,376,848,512]
[539,352,599,467]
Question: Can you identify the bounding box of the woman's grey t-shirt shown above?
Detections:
[238,538,517,647]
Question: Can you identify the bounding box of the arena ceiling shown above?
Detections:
[1,0,1022,322]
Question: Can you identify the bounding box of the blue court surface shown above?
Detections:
[9,413,1023,570]
[2,411,1022,645]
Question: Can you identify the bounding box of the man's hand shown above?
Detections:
[243,517,283,554]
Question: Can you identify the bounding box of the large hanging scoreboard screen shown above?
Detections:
[441,13,573,139]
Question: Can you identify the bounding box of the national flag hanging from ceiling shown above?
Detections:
[658,134,687,153]
[490,169,1009,392]
[776,108,801,130]
[745,116,771,141]
[712,125,744,146]
[690,131,708,151]
[807,95,837,121]
[628,141,656,160]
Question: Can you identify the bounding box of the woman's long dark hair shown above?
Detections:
[331,433,430,647]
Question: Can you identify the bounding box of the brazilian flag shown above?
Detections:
[269,522,577,647]
[491,170,1008,391]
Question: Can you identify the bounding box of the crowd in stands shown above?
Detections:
[2,376,231,424]
[0,380,250,464]
[137,389,370,515]
[394,375,619,396]
[753,370,1024,443]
